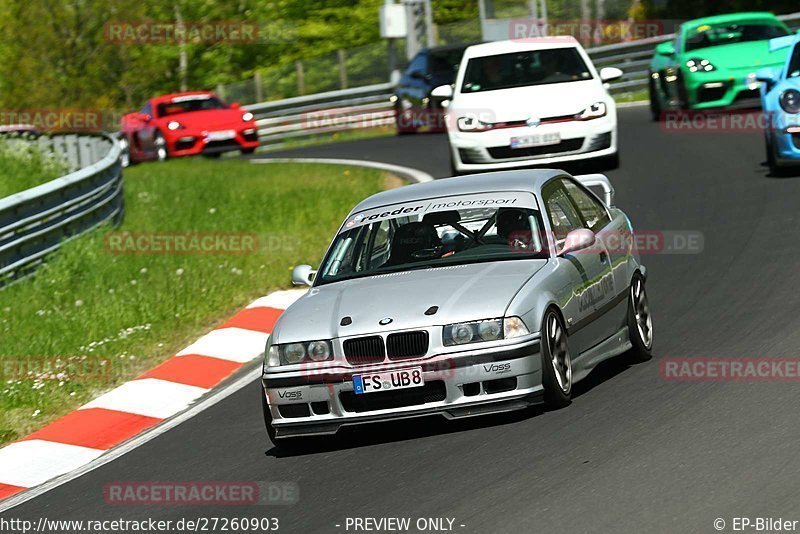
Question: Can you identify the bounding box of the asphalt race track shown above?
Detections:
[6,106,800,533]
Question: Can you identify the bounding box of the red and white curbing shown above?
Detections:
[0,289,306,502]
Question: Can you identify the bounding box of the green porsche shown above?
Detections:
[648,12,792,120]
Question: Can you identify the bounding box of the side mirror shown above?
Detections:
[138,113,152,122]
[655,41,675,57]
[431,84,454,99]
[230,102,241,109]
[599,67,623,83]
[559,229,596,256]
[291,264,316,287]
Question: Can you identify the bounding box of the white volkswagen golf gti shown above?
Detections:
[433,37,622,175]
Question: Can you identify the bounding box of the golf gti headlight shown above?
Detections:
[577,102,607,120]
[242,111,254,121]
[686,58,715,73]
[265,339,334,366]
[443,317,529,346]
[167,121,184,130]
[780,90,800,114]
[457,115,492,132]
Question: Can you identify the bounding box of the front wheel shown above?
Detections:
[240,147,256,155]
[648,76,663,122]
[541,309,572,408]
[626,273,653,363]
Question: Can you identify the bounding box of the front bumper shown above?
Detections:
[165,124,260,157]
[262,336,542,437]
[448,116,616,171]
[686,67,773,110]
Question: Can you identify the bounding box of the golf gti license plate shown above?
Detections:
[511,133,561,148]
[353,367,424,395]
[206,129,236,141]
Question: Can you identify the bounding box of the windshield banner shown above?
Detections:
[341,192,538,233]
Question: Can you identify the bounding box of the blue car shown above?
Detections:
[759,34,800,174]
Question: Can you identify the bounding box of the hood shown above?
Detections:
[451,79,605,123]
[272,260,548,343]
[688,40,788,71]
[157,108,249,129]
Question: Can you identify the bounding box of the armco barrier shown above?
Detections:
[0,133,124,286]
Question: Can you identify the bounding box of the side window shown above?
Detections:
[562,180,611,232]
[408,53,427,76]
[141,103,153,117]
[543,182,583,242]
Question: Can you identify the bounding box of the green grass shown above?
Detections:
[614,89,649,104]
[0,158,387,444]
[258,126,396,153]
[0,139,67,198]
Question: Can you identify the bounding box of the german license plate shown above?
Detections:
[511,133,560,148]
[206,129,236,141]
[353,367,424,395]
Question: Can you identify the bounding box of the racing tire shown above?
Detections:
[648,77,663,122]
[599,151,620,171]
[765,133,786,177]
[541,308,572,409]
[240,147,256,155]
[625,273,653,363]
[448,149,462,177]
[153,131,168,162]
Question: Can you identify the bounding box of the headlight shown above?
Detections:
[283,343,306,364]
[307,340,332,362]
[686,58,715,73]
[780,90,800,114]
[503,316,530,339]
[457,116,492,132]
[577,102,607,120]
[242,111,254,122]
[266,340,334,366]
[167,121,184,130]
[444,318,504,346]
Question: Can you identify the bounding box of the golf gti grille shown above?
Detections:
[339,381,447,413]
[343,336,385,365]
[386,331,429,360]
[488,138,584,160]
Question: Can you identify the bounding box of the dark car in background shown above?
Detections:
[392,44,474,134]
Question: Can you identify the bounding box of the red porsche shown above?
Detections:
[120,91,260,164]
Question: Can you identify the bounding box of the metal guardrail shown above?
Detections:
[246,12,800,146]
[0,133,124,286]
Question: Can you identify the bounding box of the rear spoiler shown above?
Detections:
[574,173,615,208]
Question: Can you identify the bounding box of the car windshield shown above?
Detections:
[157,96,226,117]
[788,44,800,79]
[461,48,592,93]
[684,20,789,52]
[317,193,548,286]
[429,48,466,76]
